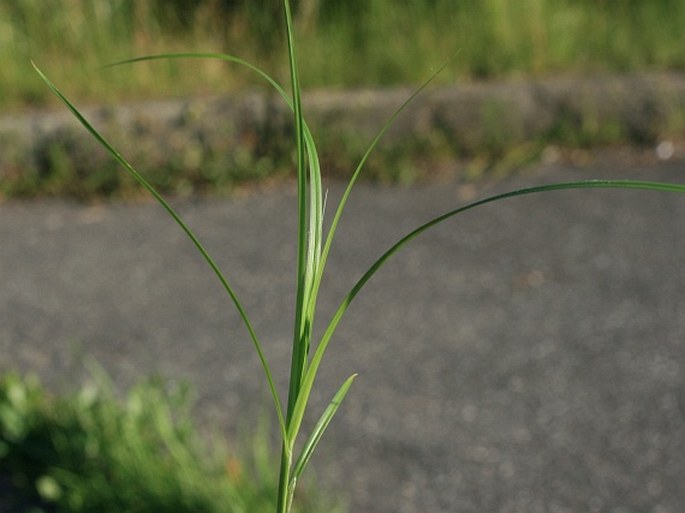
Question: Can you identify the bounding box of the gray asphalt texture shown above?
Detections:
[1,156,684,513]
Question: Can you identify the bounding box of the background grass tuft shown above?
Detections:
[2,0,684,109]
[0,370,339,513]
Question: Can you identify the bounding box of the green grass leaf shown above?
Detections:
[31,61,286,442]
[291,179,685,442]
[291,374,357,482]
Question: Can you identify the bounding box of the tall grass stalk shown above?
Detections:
[32,1,685,512]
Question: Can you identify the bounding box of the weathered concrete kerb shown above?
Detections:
[1,73,685,194]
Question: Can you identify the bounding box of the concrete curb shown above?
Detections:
[1,73,684,192]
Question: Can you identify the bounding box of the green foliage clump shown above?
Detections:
[0,371,334,513]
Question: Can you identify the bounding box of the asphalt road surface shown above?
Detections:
[1,155,684,513]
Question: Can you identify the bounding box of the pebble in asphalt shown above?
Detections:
[1,155,684,513]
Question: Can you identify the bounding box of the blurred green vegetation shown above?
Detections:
[0,370,340,513]
[2,0,684,109]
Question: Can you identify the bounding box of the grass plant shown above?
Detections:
[27,1,685,512]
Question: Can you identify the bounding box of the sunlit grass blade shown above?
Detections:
[31,61,286,441]
[305,54,460,332]
[104,52,285,99]
[286,126,323,428]
[291,374,357,481]
[104,54,320,170]
[282,0,322,431]
[288,178,685,442]
[327,179,685,336]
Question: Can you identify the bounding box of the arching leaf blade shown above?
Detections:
[290,178,685,439]
[32,61,287,441]
[314,53,460,302]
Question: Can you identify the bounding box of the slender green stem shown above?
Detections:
[276,442,293,513]
[279,1,311,511]
[284,0,309,424]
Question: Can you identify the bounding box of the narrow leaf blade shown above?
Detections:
[32,62,287,440]
[290,179,685,436]
[317,53,460,292]
[292,374,357,480]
